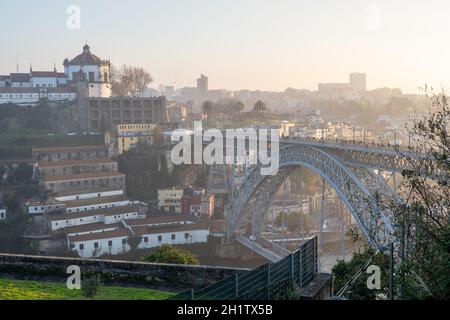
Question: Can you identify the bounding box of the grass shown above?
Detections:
[0,278,175,300]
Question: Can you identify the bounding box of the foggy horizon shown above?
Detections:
[1,0,450,93]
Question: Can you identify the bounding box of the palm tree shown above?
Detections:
[253,100,267,114]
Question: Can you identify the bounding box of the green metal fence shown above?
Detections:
[169,236,318,300]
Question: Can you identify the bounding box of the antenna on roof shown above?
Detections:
[16,53,19,73]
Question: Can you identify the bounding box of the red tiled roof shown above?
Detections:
[63,222,122,235]
[32,145,106,153]
[49,204,141,221]
[0,87,38,93]
[65,44,108,66]
[31,71,57,77]
[131,223,209,236]
[69,229,130,242]
[0,87,77,94]
[43,171,125,183]
[63,195,129,208]
[124,215,191,226]
[10,73,30,82]
[38,158,116,168]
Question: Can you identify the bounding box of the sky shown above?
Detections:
[1,0,449,93]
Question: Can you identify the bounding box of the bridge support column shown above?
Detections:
[319,177,326,271]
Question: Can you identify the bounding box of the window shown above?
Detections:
[122,239,126,245]
[94,242,99,249]
[185,233,189,239]
[144,237,148,243]
[171,234,176,240]
[108,240,113,247]
[79,244,84,250]
[158,235,162,242]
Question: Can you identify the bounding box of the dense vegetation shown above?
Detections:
[140,245,200,265]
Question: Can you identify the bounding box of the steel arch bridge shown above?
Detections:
[226,143,400,253]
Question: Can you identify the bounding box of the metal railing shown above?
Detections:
[168,236,318,300]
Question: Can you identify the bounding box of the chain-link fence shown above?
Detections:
[169,236,318,300]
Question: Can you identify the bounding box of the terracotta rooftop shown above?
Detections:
[10,73,30,82]
[65,44,108,66]
[69,229,130,243]
[0,87,77,93]
[63,222,123,235]
[124,215,191,226]
[43,171,125,182]
[32,145,106,153]
[131,222,209,236]
[38,158,116,168]
[63,195,130,208]
[31,71,58,77]
[49,204,142,221]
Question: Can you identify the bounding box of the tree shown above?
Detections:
[81,275,103,300]
[132,66,153,97]
[201,101,215,124]
[119,65,135,96]
[332,246,390,300]
[111,65,153,97]
[110,65,127,96]
[387,92,450,299]
[253,100,267,114]
[231,100,245,115]
[140,245,199,265]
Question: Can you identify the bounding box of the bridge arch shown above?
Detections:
[227,144,395,251]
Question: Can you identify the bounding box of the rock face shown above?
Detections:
[0,253,248,290]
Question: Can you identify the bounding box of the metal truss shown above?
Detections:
[227,144,396,251]
[282,138,436,175]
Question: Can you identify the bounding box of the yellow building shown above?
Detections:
[158,187,184,213]
[116,123,158,155]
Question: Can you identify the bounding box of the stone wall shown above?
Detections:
[0,253,248,290]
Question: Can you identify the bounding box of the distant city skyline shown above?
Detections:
[1,0,450,93]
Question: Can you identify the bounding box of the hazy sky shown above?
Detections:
[1,0,449,93]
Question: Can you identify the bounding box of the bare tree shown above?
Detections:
[110,65,127,96]
[110,65,153,97]
[119,65,135,96]
[132,66,153,97]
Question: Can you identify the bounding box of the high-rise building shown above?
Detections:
[196,74,208,99]
[349,73,366,91]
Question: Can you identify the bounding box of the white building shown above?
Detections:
[63,44,111,98]
[49,205,146,231]
[0,207,6,220]
[67,220,209,258]
[55,189,124,202]
[0,43,111,105]
[27,191,127,215]
[134,223,209,250]
[69,229,131,258]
